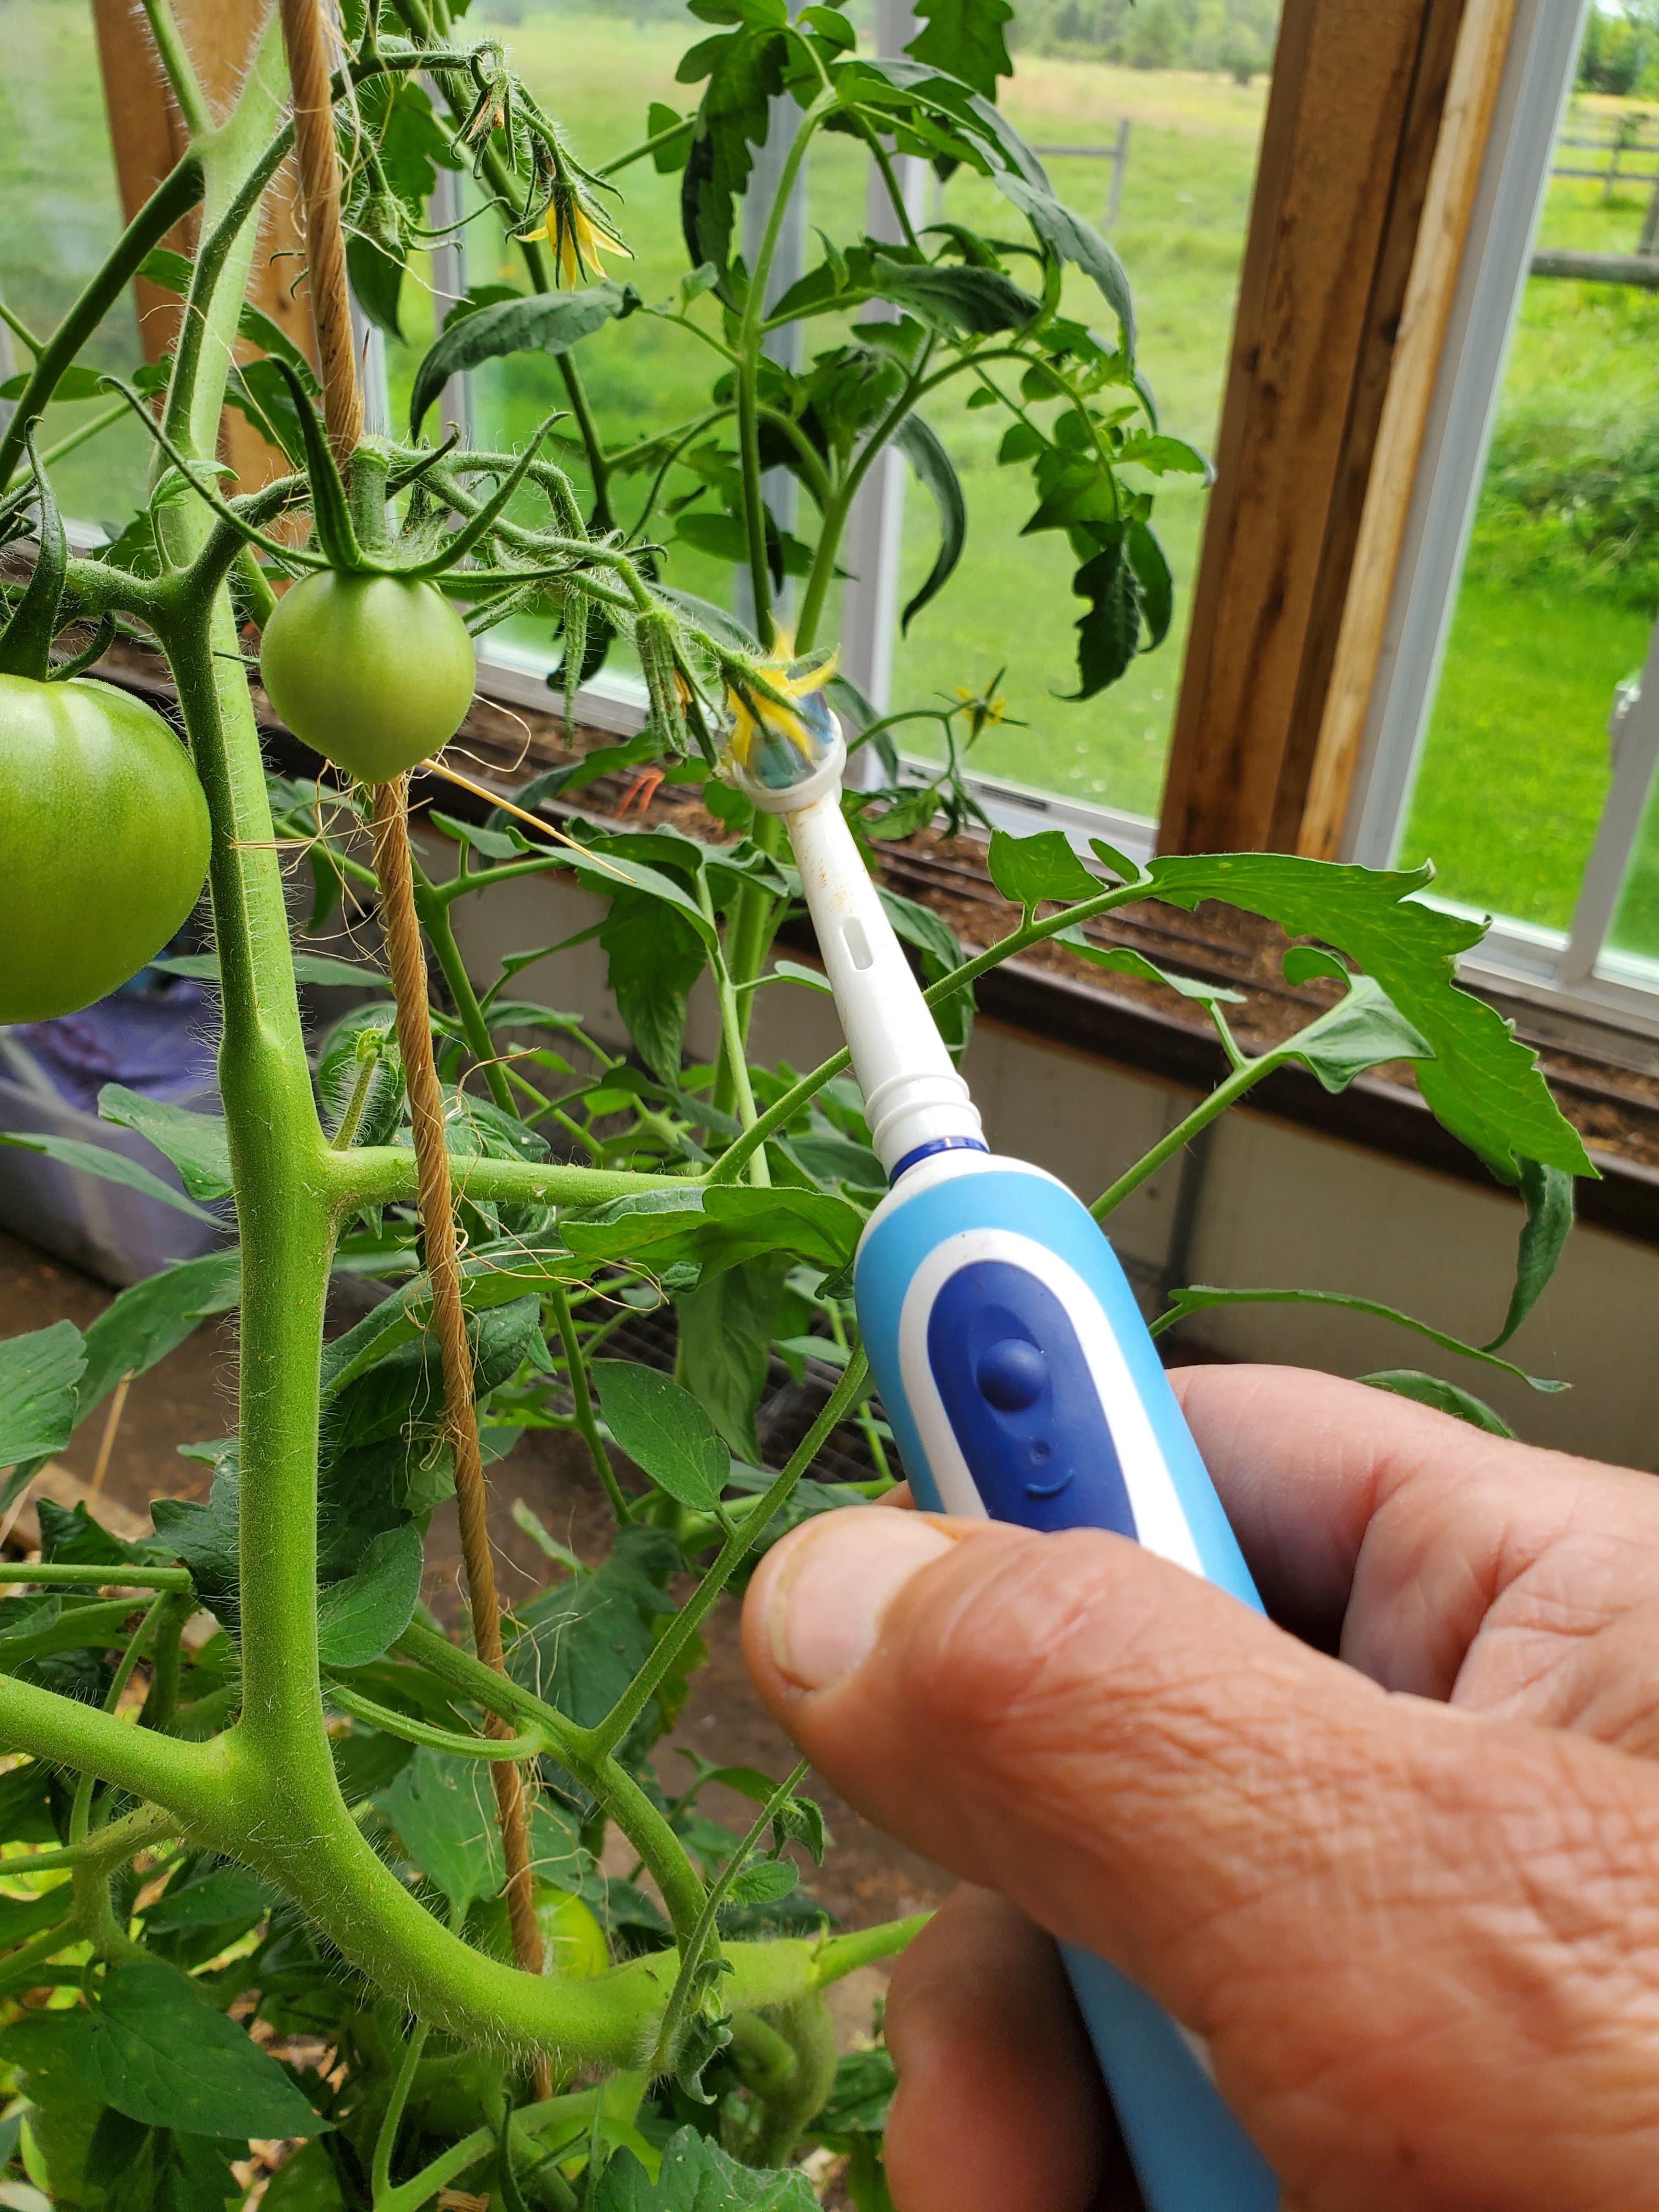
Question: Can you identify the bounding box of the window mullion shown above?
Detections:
[1560,611,1659,987]
[839,0,925,769]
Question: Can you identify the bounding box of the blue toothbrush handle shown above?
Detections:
[854,1154,1278,2212]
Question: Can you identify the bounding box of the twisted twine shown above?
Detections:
[370,782,546,1993]
[275,0,548,2028]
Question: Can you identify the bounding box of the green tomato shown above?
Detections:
[467,1880,609,1980]
[0,674,211,1023]
[258,571,477,784]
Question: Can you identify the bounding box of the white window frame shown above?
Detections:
[1339,0,1659,1043]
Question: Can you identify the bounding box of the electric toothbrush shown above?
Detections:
[727,696,1278,2212]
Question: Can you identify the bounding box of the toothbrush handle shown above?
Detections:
[854,1155,1278,2212]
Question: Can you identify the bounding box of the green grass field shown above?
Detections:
[2,2,1656,953]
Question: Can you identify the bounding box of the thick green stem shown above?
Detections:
[0,1563,191,1592]
[713,810,789,1125]
[393,1622,707,1948]
[331,1147,694,1211]
[140,0,211,134]
[414,869,518,1116]
[735,96,832,646]
[701,876,770,1188]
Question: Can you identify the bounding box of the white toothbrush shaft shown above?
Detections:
[781,788,983,1173]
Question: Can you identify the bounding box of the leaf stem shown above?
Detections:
[1091,1051,1277,1221]
[325,1679,543,1760]
[0,1562,192,1592]
[587,1351,870,1763]
[372,2017,431,2204]
[0,153,204,490]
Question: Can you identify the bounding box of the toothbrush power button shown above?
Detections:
[975,1338,1048,1413]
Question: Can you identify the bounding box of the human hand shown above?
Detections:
[741,1364,1659,2211]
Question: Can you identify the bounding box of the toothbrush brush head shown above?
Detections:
[725,653,845,810]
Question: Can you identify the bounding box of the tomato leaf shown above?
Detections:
[1486,1159,1575,1351]
[0,1321,84,1468]
[864,259,1039,336]
[903,0,1013,99]
[896,413,966,633]
[599,891,708,1083]
[1115,431,1207,477]
[380,1747,504,1917]
[97,1086,232,1204]
[1152,1285,1565,1392]
[75,1250,240,1427]
[1058,934,1246,1013]
[1137,854,1595,1181]
[153,949,391,991]
[316,1523,424,1668]
[993,173,1133,354]
[509,1528,682,1757]
[594,2128,815,2211]
[987,827,1098,909]
[591,1361,729,1510]
[1273,973,1430,1093]
[1067,527,1142,699]
[1358,1370,1516,1438]
[0,1132,218,1223]
[1125,518,1173,650]
[71,1961,324,2137]
[408,281,641,432]
[679,16,790,297]
[562,1186,864,1283]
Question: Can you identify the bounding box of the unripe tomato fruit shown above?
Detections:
[0,675,211,1022]
[258,572,477,784]
[467,1882,608,1979]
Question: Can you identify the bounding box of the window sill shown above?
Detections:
[98,637,1659,1251]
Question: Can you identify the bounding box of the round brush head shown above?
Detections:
[725,662,845,812]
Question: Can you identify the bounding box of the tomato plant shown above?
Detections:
[0,2,1593,2208]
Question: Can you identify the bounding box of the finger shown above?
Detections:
[883,1886,1131,2212]
[742,1506,1659,2205]
[1169,1364,1659,1703]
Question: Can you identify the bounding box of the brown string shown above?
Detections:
[277,0,364,464]
[370,785,547,2006]
[274,0,549,2045]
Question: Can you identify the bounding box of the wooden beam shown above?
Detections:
[89,0,311,487]
[1300,0,1517,858]
[1156,0,1478,857]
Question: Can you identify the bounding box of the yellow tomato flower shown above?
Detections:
[520,191,631,287]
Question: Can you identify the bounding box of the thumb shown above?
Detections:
[741,1508,1659,2201]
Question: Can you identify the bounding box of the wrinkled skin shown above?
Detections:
[743,1365,1659,2211]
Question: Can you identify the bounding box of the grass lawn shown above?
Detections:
[1399,140,1659,933]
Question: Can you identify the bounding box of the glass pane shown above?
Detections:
[889,22,1281,814]
[0,2,153,528]
[1602,609,1659,960]
[1395,68,1659,933]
